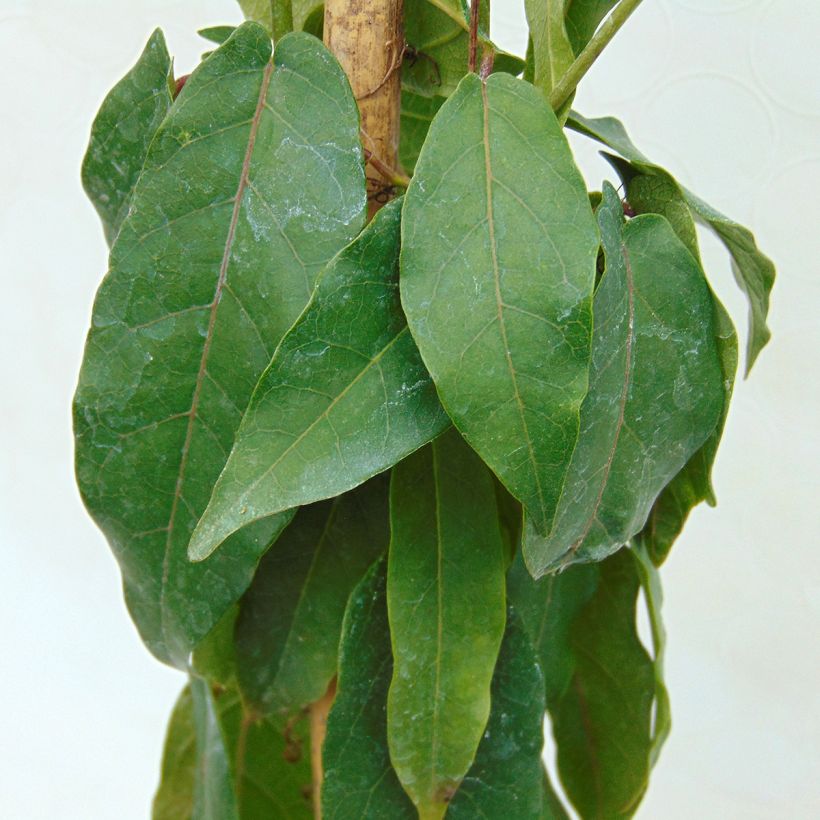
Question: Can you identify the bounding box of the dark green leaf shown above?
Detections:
[401,72,598,538]
[81,29,172,246]
[235,476,390,714]
[447,608,550,819]
[403,0,524,98]
[563,0,618,54]
[73,26,367,666]
[238,0,293,40]
[523,184,724,576]
[189,198,448,560]
[399,91,444,174]
[322,557,416,819]
[387,429,507,819]
[568,110,775,372]
[198,26,237,46]
[153,686,197,820]
[525,0,574,96]
[550,549,655,819]
[603,156,739,565]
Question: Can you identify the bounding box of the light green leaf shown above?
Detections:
[603,156,739,565]
[189,198,448,561]
[238,0,293,40]
[549,549,655,819]
[523,184,724,576]
[401,72,598,538]
[399,91,445,174]
[153,686,197,820]
[387,429,507,819]
[563,0,618,54]
[81,29,172,246]
[235,475,390,714]
[525,0,574,97]
[568,110,775,372]
[322,557,416,819]
[73,26,367,666]
[403,0,524,98]
[447,607,551,819]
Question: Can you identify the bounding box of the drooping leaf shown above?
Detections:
[525,0,574,97]
[399,91,444,174]
[446,608,550,819]
[325,558,560,819]
[563,0,618,54]
[235,475,390,715]
[549,549,656,819]
[322,557,416,819]
[238,0,293,40]
[632,543,671,765]
[567,110,775,372]
[401,72,598,538]
[387,429,507,819]
[81,29,172,246]
[73,26,367,666]
[153,686,197,820]
[603,156,739,565]
[523,184,724,576]
[189,198,448,561]
[403,0,524,98]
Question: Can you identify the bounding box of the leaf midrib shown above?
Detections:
[158,60,276,654]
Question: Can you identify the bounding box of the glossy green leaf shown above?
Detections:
[446,607,550,819]
[399,91,444,174]
[563,0,618,54]
[81,29,172,246]
[322,557,416,819]
[550,549,655,819]
[238,0,293,40]
[604,156,739,565]
[325,558,561,819]
[525,0,574,97]
[523,184,724,576]
[189,198,448,560]
[401,72,598,538]
[153,686,197,820]
[235,475,390,714]
[387,429,507,819]
[73,26,367,666]
[403,0,524,98]
[568,110,775,372]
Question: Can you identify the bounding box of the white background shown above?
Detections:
[1,1,818,817]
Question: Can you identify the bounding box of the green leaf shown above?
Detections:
[523,184,725,576]
[189,198,448,561]
[563,0,618,54]
[567,110,775,372]
[198,26,237,46]
[550,549,655,819]
[325,558,561,819]
[401,72,598,538]
[235,475,390,714]
[73,26,367,666]
[81,29,172,246]
[603,156,739,565]
[387,429,507,819]
[446,608,551,819]
[399,91,445,174]
[322,557,416,819]
[403,0,524,98]
[525,0,574,96]
[238,0,293,40]
[153,686,197,820]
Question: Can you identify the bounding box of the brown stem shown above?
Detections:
[309,677,337,819]
[468,0,480,74]
[324,0,405,217]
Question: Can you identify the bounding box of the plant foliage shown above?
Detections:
[75,2,774,816]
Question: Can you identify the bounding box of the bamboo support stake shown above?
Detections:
[324,0,405,216]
